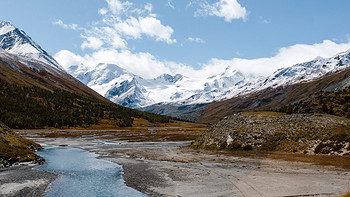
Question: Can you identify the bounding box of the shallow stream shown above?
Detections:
[36,146,147,197]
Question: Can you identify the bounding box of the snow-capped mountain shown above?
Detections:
[260,49,350,90]
[66,62,263,108]
[0,22,108,102]
[105,77,154,108]
[64,49,350,110]
[0,21,64,72]
[183,66,264,105]
[65,63,135,96]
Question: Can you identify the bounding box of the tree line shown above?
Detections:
[0,79,171,129]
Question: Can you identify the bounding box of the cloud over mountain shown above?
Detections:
[193,0,248,22]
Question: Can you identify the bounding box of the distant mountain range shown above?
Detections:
[1,20,349,124]
[65,62,265,109]
[63,42,350,121]
[0,21,171,129]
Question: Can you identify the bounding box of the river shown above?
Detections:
[36,146,148,197]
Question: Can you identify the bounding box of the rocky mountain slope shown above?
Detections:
[192,112,350,155]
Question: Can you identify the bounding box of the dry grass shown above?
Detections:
[342,192,350,197]
[0,123,41,165]
[17,121,208,142]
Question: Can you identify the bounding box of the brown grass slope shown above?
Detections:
[0,53,173,129]
[198,67,350,124]
[0,122,42,167]
[0,55,108,102]
[193,112,350,155]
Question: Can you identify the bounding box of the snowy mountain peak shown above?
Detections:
[0,20,64,71]
[105,77,153,108]
[221,65,236,75]
[0,21,15,35]
[155,73,183,83]
[96,63,129,73]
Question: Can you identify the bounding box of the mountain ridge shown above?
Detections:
[197,66,350,124]
[63,49,350,117]
[0,21,64,71]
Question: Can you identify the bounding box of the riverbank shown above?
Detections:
[0,164,57,197]
[27,136,350,197]
[2,126,350,197]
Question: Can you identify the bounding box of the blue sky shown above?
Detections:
[1,0,350,78]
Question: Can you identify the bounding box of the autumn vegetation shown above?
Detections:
[0,122,42,166]
[0,78,171,129]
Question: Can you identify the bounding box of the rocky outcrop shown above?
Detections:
[192,112,350,155]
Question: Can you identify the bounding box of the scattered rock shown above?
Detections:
[192,112,350,155]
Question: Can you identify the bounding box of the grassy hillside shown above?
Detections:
[279,87,350,118]
[0,78,171,129]
[0,122,42,166]
[192,112,350,155]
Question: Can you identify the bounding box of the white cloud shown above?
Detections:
[99,8,108,15]
[54,0,178,78]
[81,36,104,50]
[144,3,153,13]
[138,17,176,44]
[199,40,350,77]
[57,0,176,51]
[259,16,271,24]
[194,0,248,22]
[56,40,350,80]
[82,0,176,48]
[167,0,175,9]
[101,27,128,49]
[54,50,88,70]
[187,37,205,44]
[113,16,176,44]
[105,0,133,15]
[53,20,78,30]
[54,1,350,83]
[55,49,179,78]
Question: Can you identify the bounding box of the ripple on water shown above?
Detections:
[36,146,148,197]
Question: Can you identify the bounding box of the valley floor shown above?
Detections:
[2,128,350,197]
